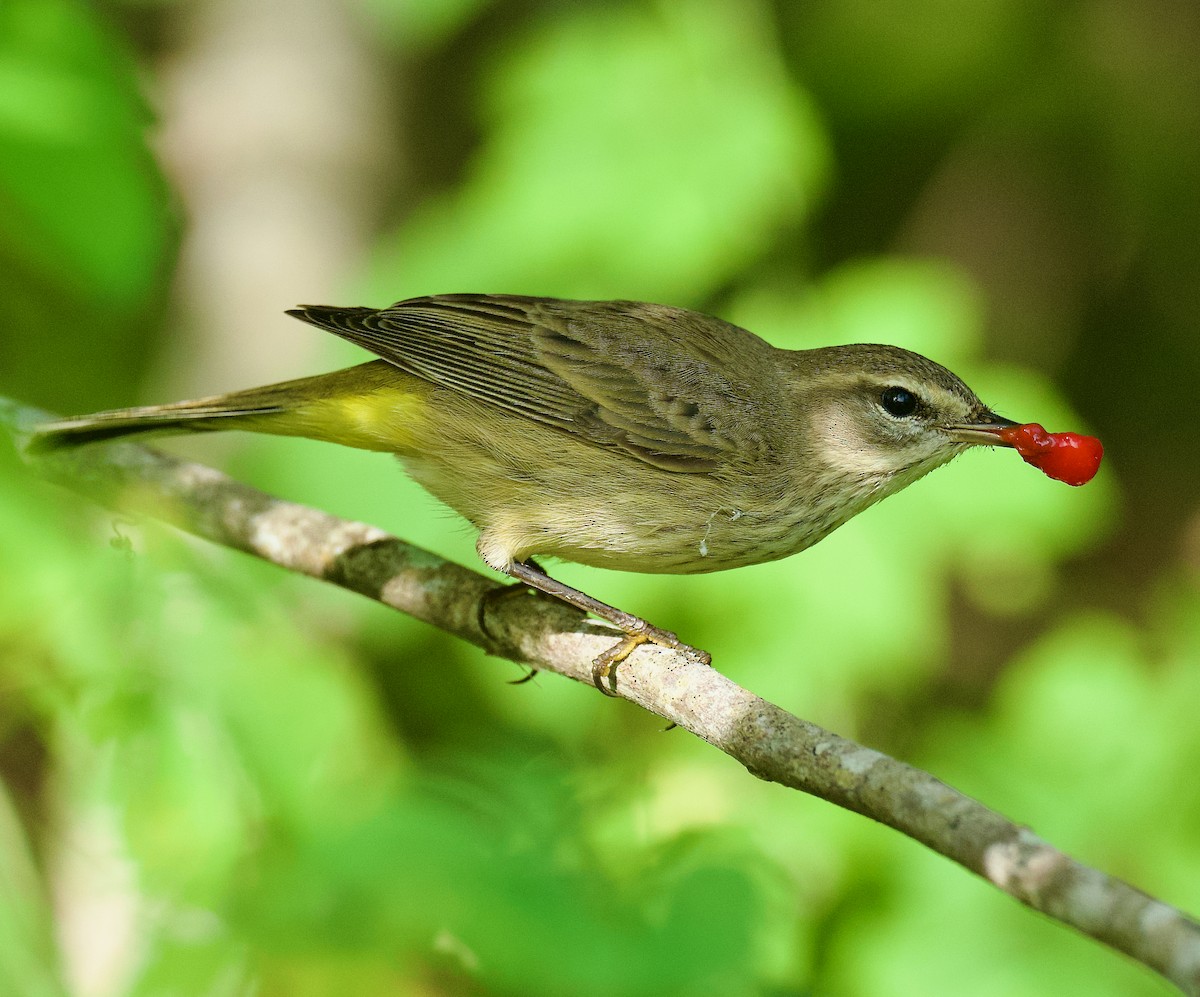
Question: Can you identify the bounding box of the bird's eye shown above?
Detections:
[880,386,919,417]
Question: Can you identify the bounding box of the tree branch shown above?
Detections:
[5,398,1199,994]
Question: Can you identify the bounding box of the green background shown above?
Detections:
[1,0,1197,993]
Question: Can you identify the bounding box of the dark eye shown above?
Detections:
[880,386,919,417]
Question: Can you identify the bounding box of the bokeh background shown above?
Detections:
[1,0,1198,993]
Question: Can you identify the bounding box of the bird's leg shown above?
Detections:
[502,560,711,695]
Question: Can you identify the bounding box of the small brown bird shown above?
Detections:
[32,294,1021,689]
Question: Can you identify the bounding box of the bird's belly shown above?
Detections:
[552,501,842,574]
[398,407,876,575]
[446,471,843,575]
[403,454,798,573]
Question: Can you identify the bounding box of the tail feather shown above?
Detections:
[27,400,286,453]
[27,360,414,455]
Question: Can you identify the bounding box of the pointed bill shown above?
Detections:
[942,413,1020,446]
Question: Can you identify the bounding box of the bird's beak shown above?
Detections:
[942,412,1020,446]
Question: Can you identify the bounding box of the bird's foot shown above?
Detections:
[591,619,712,696]
[478,578,543,684]
[477,578,534,639]
[496,560,712,696]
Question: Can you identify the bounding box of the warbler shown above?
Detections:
[32,294,1022,689]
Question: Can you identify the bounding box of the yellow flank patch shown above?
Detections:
[296,387,427,453]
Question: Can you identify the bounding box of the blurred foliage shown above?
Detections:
[1,0,1197,994]
[0,0,175,413]
[364,1,828,303]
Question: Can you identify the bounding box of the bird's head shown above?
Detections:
[788,344,1017,493]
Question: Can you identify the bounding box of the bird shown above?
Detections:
[31,293,1020,690]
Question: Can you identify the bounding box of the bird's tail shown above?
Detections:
[27,360,414,455]
[29,396,284,452]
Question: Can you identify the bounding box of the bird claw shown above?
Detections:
[477,580,536,644]
[591,631,712,695]
[487,559,712,696]
[591,633,649,695]
[479,584,543,686]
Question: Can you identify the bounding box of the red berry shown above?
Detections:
[997,423,1103,486]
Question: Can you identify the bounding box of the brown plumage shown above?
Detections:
[33,294,1019,689]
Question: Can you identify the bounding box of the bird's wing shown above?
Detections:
[288,294,776,472]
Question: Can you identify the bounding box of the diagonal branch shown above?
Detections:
[4,398,1199,994]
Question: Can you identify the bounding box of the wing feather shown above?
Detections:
[287,294,779,472]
